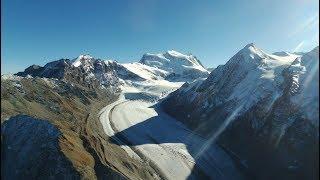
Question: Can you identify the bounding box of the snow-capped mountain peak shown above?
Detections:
[141,50,206,69]
[166,50,187,56]
[237,43,271,62]
[72,54,94,67]
[161,46,318,180]
[139,50,209,81]
[241,43,261,52]
[104,59,117,64]
[165,50,205,68]
[169,43,306,122]
[15,50,211,93]
[228,43,301,69]
[164,50,192,61]
[243,42,256,50]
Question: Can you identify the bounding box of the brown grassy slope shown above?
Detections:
[1,77,159,180]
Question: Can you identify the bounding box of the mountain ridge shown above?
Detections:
[2,44,318,180]
[161,44,319,180]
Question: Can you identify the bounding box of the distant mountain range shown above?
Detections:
[15,50,210,86]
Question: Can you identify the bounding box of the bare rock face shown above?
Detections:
[15,58,119,90]
[14,55,147,92]
[1,115,80,180]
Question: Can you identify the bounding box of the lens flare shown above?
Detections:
[195,104,244,160]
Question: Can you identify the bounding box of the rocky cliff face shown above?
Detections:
[162,45,319,180]
[15,57,121,91]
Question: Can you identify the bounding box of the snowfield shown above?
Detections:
[99,79,244,179]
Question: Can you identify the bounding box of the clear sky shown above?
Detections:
[1,0,319,74]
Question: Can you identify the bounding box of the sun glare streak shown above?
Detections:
[303,58,319,88]
[289,13,319,38]
[293,41,305,52]
[195,104,244,160]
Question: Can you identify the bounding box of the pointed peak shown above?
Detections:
[239,43,265,55]
[239,43,265,56]
[142,50,191,58]
[244,43,256,48]
[167,50,184,55]
[73,54,94,67]
[76,54,93,60]
[141,50,189,61]
[104,59,119,65]
[165,50,191,58]
[244,43,256,49]
[226,43,274,66]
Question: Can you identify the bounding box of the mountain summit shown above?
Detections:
[162,45,319,179]
[139,50,209,81]
[72,54,95,67]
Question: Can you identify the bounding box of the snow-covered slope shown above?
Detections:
[289,46,319,126]
[165,43,301,118]
[122,62,169,81]
[162,44,319,180]
[222,44,300,111]
[139,50,209,81]
[72,54,95,67]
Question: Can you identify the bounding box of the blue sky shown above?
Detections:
[2,0,319,74]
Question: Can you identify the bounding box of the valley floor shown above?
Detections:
[99,88,244,180]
